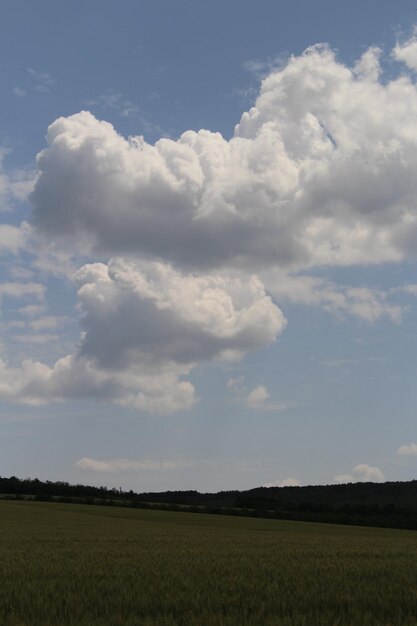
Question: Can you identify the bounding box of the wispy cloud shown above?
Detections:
[18,304,45,317]
[0,282,45,301]
[85,91,140,118]
[29,316,71,332]
[0,150,37,212]
[13,333,60,345]
[243,52,289,78]
[264,272,403,323]
[27,68,53,93]
[75,457,193,473]
[84,90,162,135]
[12,86,26,98]
[318,356,386,368]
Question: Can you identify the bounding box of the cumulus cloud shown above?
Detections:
[75,456,191,472]
[5,38,417,415]
[334,463,385,483]
[0,258,285,414]
[397,443,417,456]
[0,355,195,414]
[31,43,417,272]
[75,258,284,368]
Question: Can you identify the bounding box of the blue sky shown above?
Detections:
[2,0,417,491]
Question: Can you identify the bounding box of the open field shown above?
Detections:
[1,502,417,625]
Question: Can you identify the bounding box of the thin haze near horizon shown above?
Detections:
[1,0,417,492]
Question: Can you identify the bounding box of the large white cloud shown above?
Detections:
[32,43,417,271]
[0,258,285,413]
[5,39,417,414]
[0,354,195,415]
[75,258,284,367]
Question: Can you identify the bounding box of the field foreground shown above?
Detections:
[0,501,417,625]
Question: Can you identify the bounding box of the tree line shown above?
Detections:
[2,475,417,529]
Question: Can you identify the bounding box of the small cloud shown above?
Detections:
[246,384,291,412]
[84,91,162,135]
[18,304,45,317]
[366,356,387,364]
[319,358,360,368]
[27,68,53,93]
[318,356,386,368]
[397,443,417,456]
[14,333,60,345]
[264,477,300,487]
[86,91,139,118]
[2,320,26,330]
[392,30,417,72]
[228,377,291,412]
[334,463,385,484]
[334,473,355,484]
[75,456,192,473]
[27,68,53,83]
[247,384,270,409]
[264,272,403,324]
[29,316,71,331]
[243,53,289,78]
[0,282,45,301]
[85,91,162,131]
[13,87,26,97]
[9,265,34,280]
[226,85,258,106]
[279,477,300,487]
[0,225,26,255]
[0,150,37,211]
[226,376,244,390]
[397,284,417,296]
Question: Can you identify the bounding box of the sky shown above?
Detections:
[2,0,417,492]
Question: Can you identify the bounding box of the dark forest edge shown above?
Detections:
[2,474,417,529]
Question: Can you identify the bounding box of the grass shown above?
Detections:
[0,501,417,625]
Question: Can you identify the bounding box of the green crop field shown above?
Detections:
[1,501,417,625]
